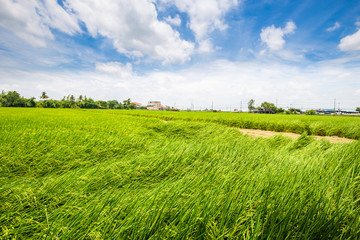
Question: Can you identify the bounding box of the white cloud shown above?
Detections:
[326,22,340,32]
[160,0,239,51]
[96,62,134,79]
[197,39,214,53]
[0,0,194,64]
[64,0,194,64]
[338,29,360,51]
[271,50,304,62]
[0,0,52,47]
[0,0,80,47]
[2,59,359,110]
[356,89,360,95]
[284,21,296,34]
[164,15,181,27]
[42,0,81,35]
[260,21,296,51]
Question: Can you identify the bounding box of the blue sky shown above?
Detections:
[0,0,360,110]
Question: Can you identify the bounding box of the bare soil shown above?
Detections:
[238,128,354,144]
[162,119,354,143]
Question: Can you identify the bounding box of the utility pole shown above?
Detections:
[211,101,214,110]
[334,98,336,112]
[240,101,242,112]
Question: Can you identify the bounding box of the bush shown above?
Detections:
[305,110,316,115]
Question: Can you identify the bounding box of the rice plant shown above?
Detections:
[1,108,360,239]
[119,110,360,139]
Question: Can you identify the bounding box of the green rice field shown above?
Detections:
[120,110,360,139]
[1,108,360,239]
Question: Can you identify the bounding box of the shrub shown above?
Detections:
[305,110,316,115]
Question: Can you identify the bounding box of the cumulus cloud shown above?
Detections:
[164,15,181,27]
[64,0,194,64]
[326,22,340,32]
[2,59,359,110]
[160,0,239,51]
[338,29,360,51]
[42,0,81,35]
[96,62,134,79]
[0,0,80,47]
[197,39,214,53]
[260,21,296,51]
[0,0,194,64]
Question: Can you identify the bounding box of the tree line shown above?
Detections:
[0,91,139,109]
[2,91,359,113]
[247,99,360,114]
[247,99,286,114]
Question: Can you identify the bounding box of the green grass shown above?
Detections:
[1,108,360,239]
[117,110,360,139]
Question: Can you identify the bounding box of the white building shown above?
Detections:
[147,101,162,110]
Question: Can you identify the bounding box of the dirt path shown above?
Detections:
[238,129,355,144]
[162,119,355,143]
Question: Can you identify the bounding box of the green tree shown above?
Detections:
[129,103,136,110]
[356,107,360,113]
[3,91,21,107]
[248,99,255,112]
[82,98,98,109]
[0,91,36,107]
[107,100,119,109]
[43,99,61,108]
[260,101,277,113]
[27,97,36,107]
[96,100,108,109]
[13,98,26,107]
[305,110,316,115]
[123,98,131,109]
[277,108,285,113]
[289,108,298,114]
[116,102,124,109]
[40,91,49,100]
[0,90,7,107]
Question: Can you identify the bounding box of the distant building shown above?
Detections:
[147,101,162,110]
[315,109,335,114]
[131,102,142,109]
[252,107,276,114]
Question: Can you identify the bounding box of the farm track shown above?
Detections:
[237,128,355,143]
[115,111,360,140]
[162,119,355,143]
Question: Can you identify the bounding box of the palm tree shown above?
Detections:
[248,99,255,113]
[40,91,49,100]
